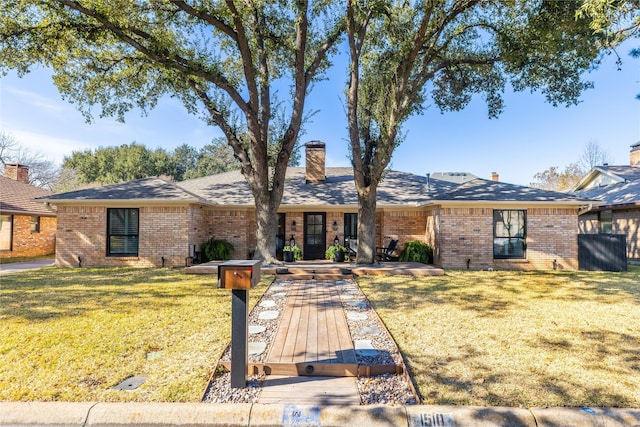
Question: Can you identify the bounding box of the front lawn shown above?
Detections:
[359,270,640,407]
[0,267,269,402]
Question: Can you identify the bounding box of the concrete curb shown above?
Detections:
[2,402,639,426]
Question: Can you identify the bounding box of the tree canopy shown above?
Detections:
[345,0,608,263]
[1,0,342,261]
[61,137,301,185]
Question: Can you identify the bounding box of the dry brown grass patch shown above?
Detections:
[358,270,640,407]
[0,267,269,402]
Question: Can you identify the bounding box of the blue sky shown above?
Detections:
[1,41,638,187]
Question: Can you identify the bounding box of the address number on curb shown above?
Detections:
[410,412,455,427]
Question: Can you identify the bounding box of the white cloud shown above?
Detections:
[5,87,67,117]
[8,129,92,165]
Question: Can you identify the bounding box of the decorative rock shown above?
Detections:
[343,286,358,292]
[347,312,368,321]
[348,301,367,309]
[249,325,266,334]
[340,294,355,300]
[248,342,267,356]
[259,300,276,308]
[335,280,349,285]
[271,292,287,299]
[258,311,279,320]
[356,326,383,336]
[354,340,379,357]
[270,286,287,292]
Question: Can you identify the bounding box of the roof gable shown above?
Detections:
[573,165,640,191]
[572,165,640,208]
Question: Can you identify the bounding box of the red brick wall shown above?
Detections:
[525,208,578,270]
[55,204,194,268]
[436,206,579,270]
[0,214,56,259]
[438,207,494,269]
[379,210,427,254]
[203,208,256,259]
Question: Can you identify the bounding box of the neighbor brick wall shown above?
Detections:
[437,206,579,270]
[55,204,193,268]
[578,212,599,234]
[0,214,56,259]
[612,209,640,260]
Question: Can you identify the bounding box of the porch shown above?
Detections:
[186,260,444,279]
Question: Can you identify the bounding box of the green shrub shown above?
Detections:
[201,238,234,261]
[399,240,433,264]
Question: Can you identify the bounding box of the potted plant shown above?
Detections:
[325,244,347,262]
[283,244,302,262]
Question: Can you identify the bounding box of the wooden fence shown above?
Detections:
[578,234,627,272]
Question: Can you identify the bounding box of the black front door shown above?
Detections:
[304,213,326,260]
[276,213,286,261]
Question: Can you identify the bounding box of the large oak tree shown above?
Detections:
[346,0,608,263]
[0,0,342,262]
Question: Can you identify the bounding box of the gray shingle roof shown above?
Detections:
[42,168,593,207]
[0,176,55,216]
[178,168,437,206]
[574,179,640,208]
[430,178,593,203]
[38,177,210,204]
[572,165,640,208]
[595,165,640,182]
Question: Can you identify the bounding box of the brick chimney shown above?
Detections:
[4,163,29,184]
[305,141,326,183]
[631,142,640,166]
[490,172,499,182]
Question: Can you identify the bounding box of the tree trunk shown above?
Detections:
[356,187,378,264]
[253,197,278,264]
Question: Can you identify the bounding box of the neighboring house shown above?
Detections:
[572,142,640,262]
[38,142,595,270]
[0,163,56,259]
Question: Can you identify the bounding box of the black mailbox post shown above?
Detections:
[217,260,261,388]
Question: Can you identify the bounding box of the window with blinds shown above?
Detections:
[107,208,139,256]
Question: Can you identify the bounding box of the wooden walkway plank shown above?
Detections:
[293,282,311,362]
[265,279,357,367]
[258,375,360,405]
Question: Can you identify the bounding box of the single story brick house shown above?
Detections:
[572,142,640,262]
[38,142,595,270]
[0,163,57,259]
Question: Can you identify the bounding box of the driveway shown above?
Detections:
[0,259,54,275]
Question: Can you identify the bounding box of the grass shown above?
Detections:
[358,269,640,408]
[3,265,639,406]
[0,267,269,402]
[0,254,54,264]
